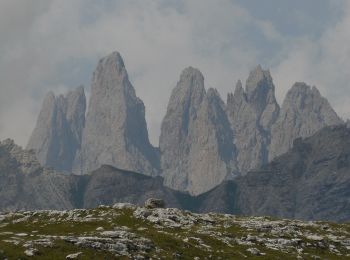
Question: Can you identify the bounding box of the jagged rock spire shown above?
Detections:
[269,82,343,159]
[226,65,280,173]
[160,67,237,195]
[27,86,86,172]
[74,51,159,175]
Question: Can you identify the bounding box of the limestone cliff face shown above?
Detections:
[75,52,159,175]
[269,82,343,160]
[226,66,279,173]
[27,86,86,172]
[0,139,75,211]
[159,67,237,195]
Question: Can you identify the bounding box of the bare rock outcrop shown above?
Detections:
[0,139,75,211]
[27,86,86,172]
[75,52,159,175]
[226,65,279,173]
[235,125,350,222]
[159,67,237,195]
[269,82,343,160]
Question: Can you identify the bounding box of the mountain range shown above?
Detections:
[1,124,350,222]
[0,51,348,222]
[26,51,342,194]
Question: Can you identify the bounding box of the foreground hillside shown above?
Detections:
[0,203,350,259]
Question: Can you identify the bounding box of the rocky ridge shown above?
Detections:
[269,82,343,160]
[234,124,350,222]
[0,203,350,259]
[27,86,86,172]
[0,139,77,211]
[26,52,344,196]
[3,124,350,222]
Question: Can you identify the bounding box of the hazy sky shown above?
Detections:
[0,0,349,146]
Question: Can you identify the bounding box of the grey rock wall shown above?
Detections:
[75,52,159,176]
[159,67,237,195]
[27,86,86,172]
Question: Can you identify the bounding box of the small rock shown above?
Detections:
[307,235,323,241]
[96,227,104,231]
[144,198,166,209]
[112,203,135,210]
[66,252,82,259]
[15,233,28,237]
[24,248,37,257]
[246,247,261,256]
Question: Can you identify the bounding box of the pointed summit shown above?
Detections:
[179,66,204,84]
[226,66,279,173]
[245,65,272,97]
[27,86,86,172]
[160,67,206,140]
[75,52,159,175]
[234,80,244,96]
[269,82,343,159]
[160,68,237,195]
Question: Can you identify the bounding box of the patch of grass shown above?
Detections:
[0,239,118,259]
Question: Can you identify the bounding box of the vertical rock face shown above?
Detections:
[226,66,279,173]
[160,67,237,195]
[75,52,159,176]
[269,82,343,160]
[27,86,86,172]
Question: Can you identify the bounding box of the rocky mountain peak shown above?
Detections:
[27,86,86,172]
[226,66,279,173]
[1,138,16,150]
[1,139,41,174]
[244,66,278,122]
[245,65,272,97]
[160,68,237,195]
[206,88,221,101]
[174,66,206,111]
[286,82,319,100]
[99,51,126,76]
[75,51,159,176]
[160,67,205,140]
[269,82,343,160]
[226,80,247,119]
[233,80,244,96]
[179,66,204,86]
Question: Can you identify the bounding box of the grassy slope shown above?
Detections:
[0,206,349,259]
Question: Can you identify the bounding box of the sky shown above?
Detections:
[0,0,349,146]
